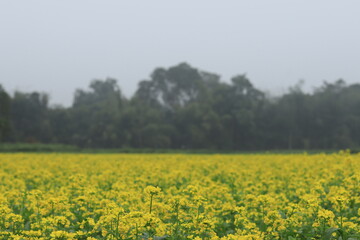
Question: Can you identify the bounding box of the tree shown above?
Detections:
[10,91,51,142]
[70,78,125,148]
[0,84,11,141]
[4,64,360,151]
[212,75,265,150]
[135,63,205,111]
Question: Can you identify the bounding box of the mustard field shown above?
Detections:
[0,153,359,239]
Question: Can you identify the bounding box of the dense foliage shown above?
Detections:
[1,63,360,150]
[0,153,359,239]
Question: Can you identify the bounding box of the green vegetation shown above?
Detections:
[1,63,360,151]
[0,143,79,152]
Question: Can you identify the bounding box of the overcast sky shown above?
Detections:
[1,1,359,106]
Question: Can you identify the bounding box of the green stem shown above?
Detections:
[149,194,153,214]
[339,204,343,229]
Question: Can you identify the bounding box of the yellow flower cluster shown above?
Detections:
[0,152,359,239]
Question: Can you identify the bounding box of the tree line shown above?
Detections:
[1,63,360,150]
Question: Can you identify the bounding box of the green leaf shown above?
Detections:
[324,228,343,239]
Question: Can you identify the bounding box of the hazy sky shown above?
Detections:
[1,1,359,106]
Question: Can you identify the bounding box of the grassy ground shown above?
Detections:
[0,143,79,152]
[0,142,347,154]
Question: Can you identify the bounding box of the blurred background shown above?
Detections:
[0,1,359,151]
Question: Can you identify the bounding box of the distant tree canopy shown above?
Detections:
[1,63,360,150]
[0,84,11,141]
